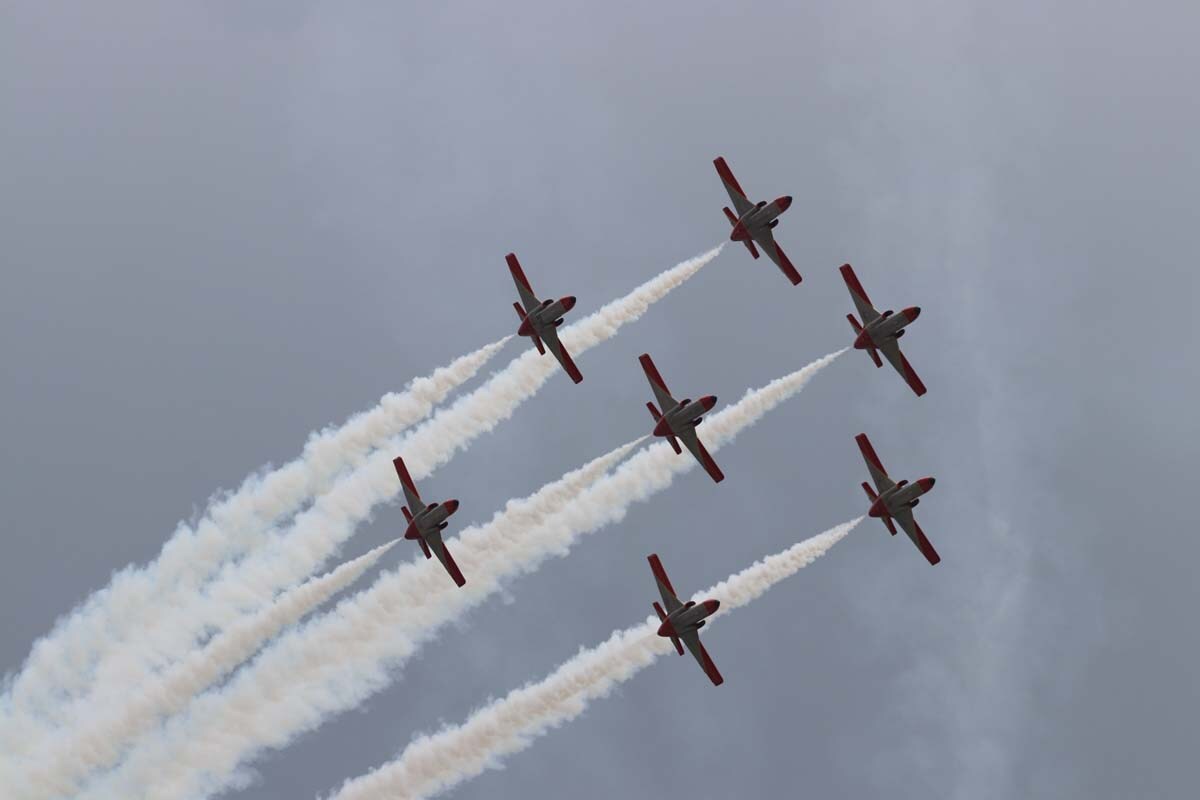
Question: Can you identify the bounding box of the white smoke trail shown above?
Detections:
[0,337,509,755]
[55,244,722,728]
[13,541,399,800]
[79,347,840,800]
[74,437,646,800]
[329,520,860,800]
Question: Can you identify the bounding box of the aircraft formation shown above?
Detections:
[394,156,941,685]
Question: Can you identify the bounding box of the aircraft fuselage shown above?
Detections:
[657,599,721,638]
[869,477,936,518]
[855,306,921,350]
[730,196,792,241]
[653,396,717,438]
[517,296,576,338]
[406,499,460,540]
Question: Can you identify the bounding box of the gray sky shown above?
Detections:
[2,1,1198,798]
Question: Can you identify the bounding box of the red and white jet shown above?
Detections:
[713,156,802,285]
[648,554,724,686]
[840,263,927,397]
[393,456,466,586]
[855,433,941,566]
[506,252,583,384]
[639,353,724,483]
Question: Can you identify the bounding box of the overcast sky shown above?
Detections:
[3,2,1198,798]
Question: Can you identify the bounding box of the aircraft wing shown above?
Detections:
[505,252,541,314]
[839,263,881,323]
[638,353,677,413]
[426,530,467,586]
[750,226,802,285]
[893,506,941,566]
[713,156,754,217]
[539,324,584,384]
[679,427,725,483]
[877,337,928,397]
[647,554,683,613]
[855,433,895,495]
[680,629,724,686]
[392,456,425,514]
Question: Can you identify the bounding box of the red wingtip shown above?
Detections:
[506,252,534,293]
[855,433,888,476]
[639,353,670,394]
[647,554,677,598]
[392,457,419,497]
[713,156,747,200]
[839,263,873,306]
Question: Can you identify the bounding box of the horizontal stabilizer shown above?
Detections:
[744,239,759,259]
[652,601,684,655]
[531,332,545,355]
[417,537,431,558]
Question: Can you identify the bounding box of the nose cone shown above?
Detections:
[777,195,793,211]
[918,477,936,492]
[560,295,577,312]
[443,499,460,515]
[703,599,721,614]
[700,395,718,411]
[903,306,921,321]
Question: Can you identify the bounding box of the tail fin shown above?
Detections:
[646,403,682,454]
[847,314,883,367]
[860,481,878,502]
[653,602,685,656]
[722,206,738,226]
[744,239,759,259]
[417,536,432,558]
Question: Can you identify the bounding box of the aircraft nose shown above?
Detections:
[444,499,460,514]
[919,477,936,491]
[904,306,921,321]
[561,295,577,311]
[701,395,718,411]
[703,599,721,614]
[778,195,793,211]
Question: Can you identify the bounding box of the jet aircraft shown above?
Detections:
[840,263,927,396]
[713,155,802,285]
[648,553,724,686]
[639,353,724,483]
[393,455,466,586]
[506,252,583,383]
[855,433,941,565]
